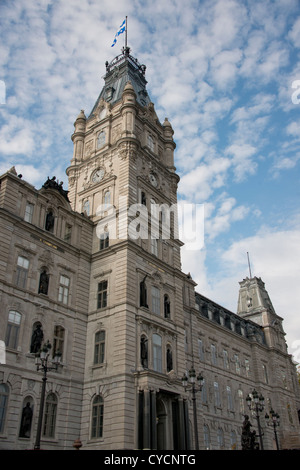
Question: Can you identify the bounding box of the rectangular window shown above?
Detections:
[94,331,105,364]
[198,339,204,361]
[234,354,240,374]
[153,334,162,372]
[16,256,29,289]
[214,382,221,407]
[238,389,245,414]
[211,344,217,366]
[97,281,108,309]
[64,224,72,243]
[58,275,70,305]
[24,202,34,223]
[151,237,158,256]
[223,349,229,369]
[227,386,234,411]
[100,232,109,250]
[53,325,65,357]
[245,359,250,377]
[5,311,21,349]
[151,286,160,315]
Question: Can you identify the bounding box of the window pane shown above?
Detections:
[91,395,104,439]
[153,334,162,372]
[97,281,108,309]
[43,393,57,438]
[0,384,9,434]
[151,286,160,315]
[24,203,34,223]
[6,311,21,349]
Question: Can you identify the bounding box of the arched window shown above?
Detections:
[91,395,104,439]
[94,331,105,365]
[5,311,21,349]
[97,131,105,149]
[217,427,224,449]
[83,199,90,216]
[104,190,111,207]
[203,424,210,450]
[0,384,9,434]
[43,393,57,438]
[230,430,237,450]
[153,334,162,372]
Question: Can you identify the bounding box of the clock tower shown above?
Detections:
[66,47,194,450]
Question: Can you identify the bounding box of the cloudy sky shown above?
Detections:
[1,0,300,359]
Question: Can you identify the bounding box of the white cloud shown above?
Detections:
[192,227,300,353]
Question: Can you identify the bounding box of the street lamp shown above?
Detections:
[246,389,265,450]
[34,340,62,450]
[265,408,280,450]
[182,367,204,450]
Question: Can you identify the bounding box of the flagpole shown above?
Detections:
[125,16,128,49]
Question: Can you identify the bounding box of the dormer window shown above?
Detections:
[106,86,115,101]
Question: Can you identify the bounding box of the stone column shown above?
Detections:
[143,389,151,449]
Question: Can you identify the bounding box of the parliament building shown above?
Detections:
[0,47,299,450]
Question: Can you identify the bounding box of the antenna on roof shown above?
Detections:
[247,252,252,279]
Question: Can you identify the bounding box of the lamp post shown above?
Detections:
[182,367,204,450]
[34,341,62,450]
[265,408,280,450]
[246,389,265,450]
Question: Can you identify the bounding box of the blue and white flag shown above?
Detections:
[111,19,126,47]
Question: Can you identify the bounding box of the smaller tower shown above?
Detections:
[237,276,287,351]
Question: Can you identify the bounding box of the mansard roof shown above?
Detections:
[89,47,151,116]
[195,291,266,344]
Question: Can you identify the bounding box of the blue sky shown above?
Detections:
[0,0,300,359]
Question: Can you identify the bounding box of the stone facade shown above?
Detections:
[0,48,299,450]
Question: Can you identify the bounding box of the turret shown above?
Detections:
[237,276,287,351]
[71,109,86,163]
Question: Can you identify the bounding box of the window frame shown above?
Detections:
[97,281,108,309]
[15,255,29,289]
[58,274,70,305]
[91,395,104,439]
[94,330,105,365]
[5,310,21,350]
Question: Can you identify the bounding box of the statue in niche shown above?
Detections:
[167,348,173,372]
[164,295,170,318]
[45,210,54,232]
[140,336,148,368]
[140,276,148,308]
[241,415,258,450]
[38,270,49,295]
[19,402,33,438]
[30,323,44,354]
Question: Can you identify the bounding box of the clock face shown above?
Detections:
[92,168,105,183]
[149,173,158,187]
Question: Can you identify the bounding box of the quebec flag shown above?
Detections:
[111,19,126,47]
